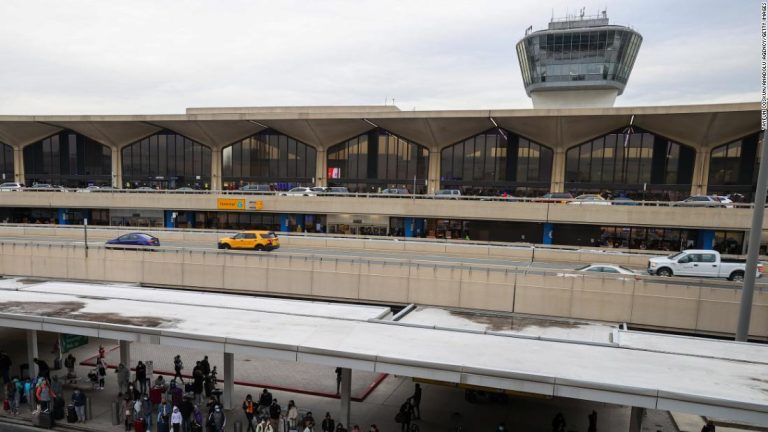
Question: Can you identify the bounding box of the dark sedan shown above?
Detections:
[106,233,160,248]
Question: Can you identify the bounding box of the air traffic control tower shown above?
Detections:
[516,10,642,108]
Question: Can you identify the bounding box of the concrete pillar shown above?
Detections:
[698,229,715,250]
[211,149,222,191]
[26,329,38,378]
[280,214,290,232]
[315,149,327,187]
[14,147,25,186]
[628,407,644,432]
[164,211,175,229]
[119,340,131,369]
[57,208,69,225]
[223,352,234,410]
[339,368,351,429]
[111,147,122,188]
[691,148,711,196]
[427,149,440,194]
[550,148,566,193]
[404,217,414,237]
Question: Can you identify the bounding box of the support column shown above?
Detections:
[211,149,222,191]
[427,149,440,194]
[543,223,554,245]
[223,352,234,410]
[164,211,176,229]
[26,330,38,379]
[690,148,711,196]
[119,340,131,369]
[111,147,122,188]
[280,214,290,232]
[628,407,644,432]
[698,229,715,250]
[550,149,566,193]
[315,149,327,187]
[57,208,69,225]
[14,147,25,186]
[404,217,414,238]
[339,368,351,429]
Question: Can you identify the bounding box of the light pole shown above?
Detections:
[736,130,768,342]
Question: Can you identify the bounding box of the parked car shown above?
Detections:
[323,187,350,194]
[435,189,461,199]
[673,195,727,208]
[218,230,280,251]
[78,185,101,192]
[575,264,639,275]
[106,232,160,248]
[0,182,23,191]
[610,197,637,206]
[28,184,62,192]
[280,187,316,196]
[715,196,735,208]
[540,192,573,203]
[647,249,763,281]
[239,184,272,193]
[568,194,610,205]
[381,188,410,197]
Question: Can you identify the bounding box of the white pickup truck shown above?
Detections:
[647,249,763,281]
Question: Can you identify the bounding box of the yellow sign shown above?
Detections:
[217,198,245,210]
[254,200,263,210]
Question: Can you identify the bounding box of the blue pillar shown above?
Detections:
[404,217,414,238]
[543,223,554,245]
[280,214,290,232]
[415,218,425,238]
[164,211,175,229]
[697,229,715,250]
[296,214,305,232]
[57,209,68,225]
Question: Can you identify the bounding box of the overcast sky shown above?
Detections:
[0,0,759,114]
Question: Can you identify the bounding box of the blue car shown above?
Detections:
[106,232,160,248]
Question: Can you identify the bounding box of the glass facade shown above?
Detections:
[222,130,317,190]
[327,128,429,193]
[122,131,211,189]
[565,127,695,200]
[440,128,553,196]
[0,142,13,182]
[517,27,642,92]
[707,132,760,201]
[24,131,111,187]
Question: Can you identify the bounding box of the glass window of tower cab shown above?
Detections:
[24,131,112,187]
[326,128,429,194]
[222,129,317,191]
[440,128,553,196]
[565,127,695,201]
[121,130,212,190]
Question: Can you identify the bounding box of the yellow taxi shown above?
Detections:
[217,230,280,251]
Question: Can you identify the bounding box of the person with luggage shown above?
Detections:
[72,388,86,423]
[287,400,299,430]
[136,361,148,395]
[122,395,134,431]
[157,399,172,432]
[180,395,195,432]
[268,399,281,430]
[173,355,184,384]
[140,394,152,431]
[191,405,204,432]
[35,379,55,413]
[243,394,257,432]
[396,401,412,432]
[64,353,76,383]
[171,405,183,432]
[169,380,183,408]
[322,412,335,432]
[207,404,226,432]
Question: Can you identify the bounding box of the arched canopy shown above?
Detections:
[564,127,695,200]
[24,131,111,187]
[440,128,553,196]
[327,128,429,193]
[121,130,211,189]
[708,132,761,200]
[222,129,316,190]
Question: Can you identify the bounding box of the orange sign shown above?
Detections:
[217,198,245,210]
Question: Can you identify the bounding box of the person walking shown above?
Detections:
[122,395,134,432]
[411,384,422,420]
[321,412,335,432]
[157,399,172,432]
[588,410,597,432]
[5,380,18,415]
[243,394,257,432]
[396,401,411,432]
[64,353,76,381]
[35,379,55,412]
[117,363,130,396]
[171,405,183,432]
[140,394,152,431]
[200,356,211,378]
[97,356,107,390]
[258,388,273,417]
[173,355,184,384]
[72,388,86,423]
[192,364,204,405]
[207,404,226,432]
[191,405,204,432]
[335,367,342,395]
[287,400,299,430]
[136,361,147,395]
[268,399,281,430]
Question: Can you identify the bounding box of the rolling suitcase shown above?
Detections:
[134,417,146,432]
[33,411,54,429]
[67,405,78,423]
[53,396,66,420]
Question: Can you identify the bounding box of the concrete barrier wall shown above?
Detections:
[1,242,766,339]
